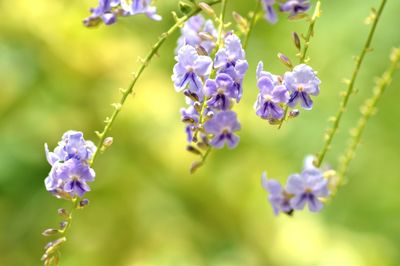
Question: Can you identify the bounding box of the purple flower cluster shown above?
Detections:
[176,15,218,55]
[44,131,96,198]
[261,157,330,215]
[254,62,320,124]
[262,0,311,24]
[84,0,162,27]
[173,30,248,150]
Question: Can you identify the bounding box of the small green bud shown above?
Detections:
[42,228,59,237]
[179,1,193,15]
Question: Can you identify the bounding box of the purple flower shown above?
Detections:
[254,62,289,121]
[204,111,240,149]
[45,130,96,165]
[280,0,311,18]
[83,0,120,27]
[83,0,161,27]
[283,64,320,110]
[120,0,162,21]
[44,131,97,198]
[261,172,293,215]
[204,73,237,110]
[214,33,246,70]
[45,159,95,198]
[172,45,213,95]
[286,169,329,212]
[262,0,278,24]
[219,60,248,102]
[177,15,217,55]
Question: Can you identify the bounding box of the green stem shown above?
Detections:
[90,0,222,165]
[277,1,321,129]
[190,0,228,173]
[217,0,228,48]
[316,0,387,167]
[243,0,261,50]
[42,197,80,266]
[337,47,399,181]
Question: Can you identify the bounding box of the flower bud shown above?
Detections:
[292,32,301,50]
[79,199,90,208]
[186,145,202,156]
[59,221,68,230]
[44,237,67,255]
[277,53,293,69]
[57,208,69,219]
[232,12,248,29]
[195,45,208,56]
[198,2,216,17]
[103,137,113,148]
[289,109,300,118]
[198,32,214,41]
[193,101,202,113]
[190,161,203,174]
[42,228,59,237]
[184,90,199,102]
[197,141,209,150]
[206,111,214,119]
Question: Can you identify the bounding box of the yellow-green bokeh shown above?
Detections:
[0,0,399,265]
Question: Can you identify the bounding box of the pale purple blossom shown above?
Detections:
[45,130,96,165]
[262,0,278,24]
[219,60,248,102]
[45,159,95,198]
[84,0,161,27]
[44,131,96,198]
[204,111,240,149]
[204,73,237,111]
[284,64,320,110]
[177,15,217,55]
[254,62,290,121]
[84,0,120,27]
[214,33,246,70]
[121,0,162,21]
[172,45,213,95]
[280,0,311,18]
[286,169,329,212]
[261,172,293,215]
[262,0,310,24]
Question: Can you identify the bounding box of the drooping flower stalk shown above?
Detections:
[90,0,222,166]
[337,47,400,184]
[277,0,321,129]
[186,0,235,173]
[316,0,387,167]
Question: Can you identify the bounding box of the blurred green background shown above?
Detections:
[1,0,399,265]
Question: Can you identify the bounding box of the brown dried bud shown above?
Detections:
[190,161,203,174]
[292,32,301,50]
[186,145,202,156]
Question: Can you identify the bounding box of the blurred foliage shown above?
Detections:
[0,0,399,265]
